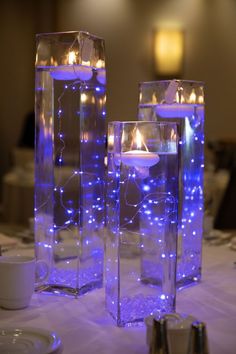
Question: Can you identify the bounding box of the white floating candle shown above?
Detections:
[156,104,194,118]
[50,65,93,81]
[121,150,160,167]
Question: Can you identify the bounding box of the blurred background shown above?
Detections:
[0,0,236,228]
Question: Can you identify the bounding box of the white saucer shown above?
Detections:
[0,327,62,354]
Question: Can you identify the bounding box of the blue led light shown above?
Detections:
[144,210,151,215]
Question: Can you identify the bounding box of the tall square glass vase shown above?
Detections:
[106,121,178,327]
[138,80,204,289]
[35,31,106,296]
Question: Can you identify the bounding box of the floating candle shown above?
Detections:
[121,150,160,167]
[155,104,204,118]
[156,104,193,118]
[50,64,93,81]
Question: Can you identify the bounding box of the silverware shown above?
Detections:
[149,317,170,354]
[187,321,209,354]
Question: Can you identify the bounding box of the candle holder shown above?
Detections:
[35,31,106,296]
[138,80,204,289]
[106,121,178,327]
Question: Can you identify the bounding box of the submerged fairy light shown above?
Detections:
[143,185,150,191]
[44,77,106,233]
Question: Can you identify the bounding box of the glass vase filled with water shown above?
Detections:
[35,31,106,296]
[106,121,178,326]
[138,80,204,288]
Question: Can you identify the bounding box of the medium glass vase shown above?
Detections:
[106,121,178,326]
[138,80,204,288]
[35,31,106,296]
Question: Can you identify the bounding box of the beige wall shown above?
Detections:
[0,0,236,193]
[0,0,35,178]
[56,0,236,141]
[0,0,56,189]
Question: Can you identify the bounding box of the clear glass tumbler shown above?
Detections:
[106,121,178,326]
[35,31,106,296]
[138,80,204,288]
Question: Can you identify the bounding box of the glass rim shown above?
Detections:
[109,120,178,126]
[36,30,104,41]
[139,79,204,86]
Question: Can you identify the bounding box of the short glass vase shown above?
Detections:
[105,121,179,326]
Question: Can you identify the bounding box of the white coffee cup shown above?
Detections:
[0,256,48,310]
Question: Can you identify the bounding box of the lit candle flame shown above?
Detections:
[108,134,114,149]
[96,59,105,68]
[151,93,157,104]
[81,60,91,66]
[132,128,148,151]
[121,130,125,145]
[68,51,76,65]
[139,92,142,103]
[198,94,204,104]
[189,89,196,103]
[175,91,185,103]
[135,129,142,149]
[170,128,177,141]
[81,93,87,103]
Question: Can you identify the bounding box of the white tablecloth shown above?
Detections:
[1,243,236,354]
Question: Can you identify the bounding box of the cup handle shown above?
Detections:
[35,260,49,283]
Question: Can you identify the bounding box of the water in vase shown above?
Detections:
[106,122,178,326]
[35,63,106,296]
[138,95,204,288]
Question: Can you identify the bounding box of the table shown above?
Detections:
[1,243,236,354]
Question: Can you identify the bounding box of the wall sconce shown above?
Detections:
[154,29,184,78]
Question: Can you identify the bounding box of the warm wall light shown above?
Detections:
[154,29,184,77]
